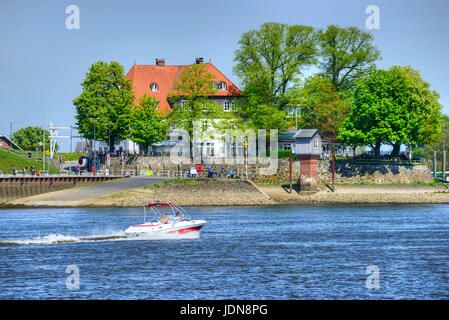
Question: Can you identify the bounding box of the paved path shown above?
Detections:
[32,177,168,201]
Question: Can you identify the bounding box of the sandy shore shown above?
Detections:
[5,179,276,207]
[3,179,449,207]
[260,184,449,204]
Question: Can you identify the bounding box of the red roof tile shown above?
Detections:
[125,62,241,111]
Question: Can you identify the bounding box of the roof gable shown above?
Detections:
[126,62,241,112]
[293,129,322,139]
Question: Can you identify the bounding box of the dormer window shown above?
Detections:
[209,81,217,90]
[217,81,227,91]
[150,83,159,92]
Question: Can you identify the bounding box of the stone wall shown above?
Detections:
[107,157,433,185]
[108,157,301,183]
[318,160,433,184]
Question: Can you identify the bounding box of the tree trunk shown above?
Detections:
[190,138,194,163]
[373,142,381,159]
[109,135,115,154]
[391,143,401,158]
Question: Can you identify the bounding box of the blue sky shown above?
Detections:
[1,0,448,152]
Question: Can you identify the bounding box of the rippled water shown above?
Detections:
[1,205,449,299]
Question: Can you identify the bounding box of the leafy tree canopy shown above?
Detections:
[12,126,57,151]
[318,25,381,90]
[168,63,236,136]
[234,22,318,107]
[73,61,135,150]
[128,94,168,152]
[338,66,443,157]
[287,75,350,141]
[168,63,238,160]
[413,114,449,165]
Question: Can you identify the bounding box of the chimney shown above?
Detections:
[195,57,204,64]
[155,59,165,67]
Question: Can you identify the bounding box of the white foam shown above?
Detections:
[0,230,201,246]
[130,230,201,241]
[0,233,81,245]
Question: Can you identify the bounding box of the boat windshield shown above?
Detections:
[142,202,192,224]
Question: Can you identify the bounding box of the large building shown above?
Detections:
[126,58,241,112]
[125,58,243,157]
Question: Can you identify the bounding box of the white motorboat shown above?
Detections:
[125,202,207,237]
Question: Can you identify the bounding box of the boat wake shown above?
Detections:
[0,230,200,246]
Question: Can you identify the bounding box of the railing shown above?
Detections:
[119,169,135,176]
[319,156,427,165]
[156,170,188,178]
[350,158,427,165]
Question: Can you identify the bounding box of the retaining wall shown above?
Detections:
[108,157,433,185]
[0,176,120,203]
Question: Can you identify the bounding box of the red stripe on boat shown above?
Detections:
[167,225,204,234]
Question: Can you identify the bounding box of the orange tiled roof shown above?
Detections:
[125,62,241,111]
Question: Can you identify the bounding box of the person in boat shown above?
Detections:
[160,214,170,224]
[174,212,183,224]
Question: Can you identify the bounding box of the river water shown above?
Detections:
[1,205,449,299]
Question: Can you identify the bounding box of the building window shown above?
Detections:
[206,143,215,157]
[179,100,189,110]
[224,101,234,112]
[286,107,301,118]
[150,83,159,92]
[282,143,292,151]
[202,120,208,132]
[209,81,217,90]
[217,81,227,91]
[313,138,318,150]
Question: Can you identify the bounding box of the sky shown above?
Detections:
[1,0,448,152]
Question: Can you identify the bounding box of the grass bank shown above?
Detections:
[0,148,58,174]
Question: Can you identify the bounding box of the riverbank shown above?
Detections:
[260,184,449,204]
[3,179,449,207]
[4,179,276,207]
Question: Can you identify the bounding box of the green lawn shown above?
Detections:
[13,150,87,162]
[0,148,59,174]
[55,152,88,162]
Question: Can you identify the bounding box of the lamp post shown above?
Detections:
[9,121,21,150]
[90,118,98,175]
[108,123,111,154]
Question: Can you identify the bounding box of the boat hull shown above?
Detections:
[125,220,206,237]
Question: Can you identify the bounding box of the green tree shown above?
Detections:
[288,76,350,141]
[338,66,443,158]
[318,25,381,90]
[73,61,135,151]
[234,22,318,106]
[237,102,289,133]
[413,114,449,168]
[414,114,449,159]
[11,126,57,151]
[168,63,236,161]
[128,94,168,154]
